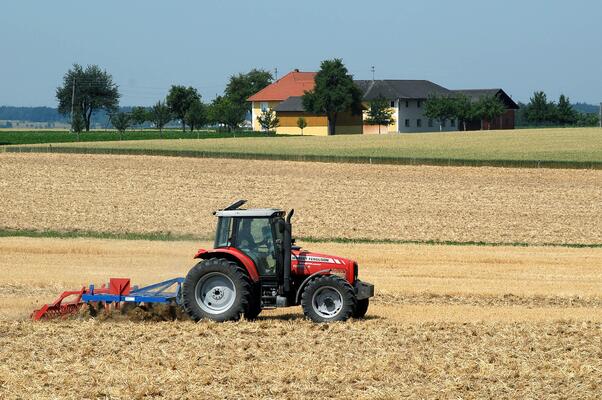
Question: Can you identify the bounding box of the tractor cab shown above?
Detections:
[214,207,285,278]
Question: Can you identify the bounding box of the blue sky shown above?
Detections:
[1,0,601,106]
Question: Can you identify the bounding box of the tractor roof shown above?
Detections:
[215,208,284,218]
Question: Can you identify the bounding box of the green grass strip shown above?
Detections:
[0,228,600,249]
[6,145,602,170]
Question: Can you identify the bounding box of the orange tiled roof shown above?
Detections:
[247,71,316,102]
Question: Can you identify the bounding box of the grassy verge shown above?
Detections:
[6,127,602,169]
[1,228,600,248]
[7,145,601,169]
[0,129,273,145]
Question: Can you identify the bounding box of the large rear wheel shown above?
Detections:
[182,258,251,322]
[301,275,356,323]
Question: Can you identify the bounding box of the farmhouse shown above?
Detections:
[248,69,363,135]
[453,89,519,130]
[247,70,316,132]
[248,69,518,135]
[355,79,456,134]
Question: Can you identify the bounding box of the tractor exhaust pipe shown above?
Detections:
[282,209,294,293]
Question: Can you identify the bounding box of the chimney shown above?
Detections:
[294,68,299,72]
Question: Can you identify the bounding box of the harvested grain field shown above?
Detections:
[2,237,602,321]
[1,237,602,399]
[1,153,601,244]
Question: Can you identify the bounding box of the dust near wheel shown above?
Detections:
[182,258,251,322]
[301,275,356,323]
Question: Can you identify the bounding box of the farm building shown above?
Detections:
[247,70,316,132]
[248,69,518,135]
[355,79,456,134]
[452,89,519,130]
[273,96,363,135]
[248,69,363,135]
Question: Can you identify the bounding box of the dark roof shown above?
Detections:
[453,89,519,110]
[274,96,305,112]
[354,80,452,101]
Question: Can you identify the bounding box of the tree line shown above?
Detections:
[516,92,599,127]
[56,64,275,139]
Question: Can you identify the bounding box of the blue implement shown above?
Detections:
[82,277,185,305]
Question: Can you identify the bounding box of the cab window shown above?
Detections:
[234,217,277,276]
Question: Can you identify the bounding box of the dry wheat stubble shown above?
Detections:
[0,153,601,244]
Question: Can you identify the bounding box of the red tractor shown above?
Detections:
[182,200,374,323]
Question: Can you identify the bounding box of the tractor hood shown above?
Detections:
[291,249,356,283]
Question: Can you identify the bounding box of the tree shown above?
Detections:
[110,112,131,140]
[453,94,475,131]
[302,59,363,135]
[131,106,149,128]
[256,108,279,132]
[556,94,577,126]
[225,69,273,112]
[149,101,172,136]
[166,86,201,131]
[576,112,600,127]
[524,91,553,125]
[424,95,456,131]
[364,96,395,134]
[474,95,506,130]
[209,95,246,132]
[297,117,307,135]
[185,99,208,134]
[56,64,119,132]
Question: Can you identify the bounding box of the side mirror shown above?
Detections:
[291,238,296,245]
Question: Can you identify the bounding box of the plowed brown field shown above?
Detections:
[1,153,601,244]
[1,237,602,399]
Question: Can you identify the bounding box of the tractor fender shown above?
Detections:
[294,269,332,305]
[193,248,260,282]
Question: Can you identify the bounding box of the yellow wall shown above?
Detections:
[252,101,281,131]
[276,111,363,136]
[362,102,398,133]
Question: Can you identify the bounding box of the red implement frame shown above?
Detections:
[31,288,87,321]
[31,282,117,321]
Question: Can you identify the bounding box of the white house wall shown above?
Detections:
[396,99,458,133]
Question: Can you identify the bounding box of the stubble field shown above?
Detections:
[1,153,601,244]
[1,237,602,399]
[1,152,601,398]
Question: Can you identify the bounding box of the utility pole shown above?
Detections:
[274,67,278,80]
[599,102,601,128]
[70,78,76,133]
[371,66,375,81]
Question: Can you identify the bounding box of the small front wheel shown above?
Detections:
[301,275,356,323]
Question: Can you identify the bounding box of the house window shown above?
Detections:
[450,119,456,127]
[405,119,410,127]
[417,100,422,108]
[405,101,410,108]
[390,101,395,107]
[417,119,422,127]
[428,119,433,128]
[260,102,268,112]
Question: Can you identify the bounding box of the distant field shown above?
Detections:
[1,153,600,245]
[0,129,270,145]
[8,127,602,167]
